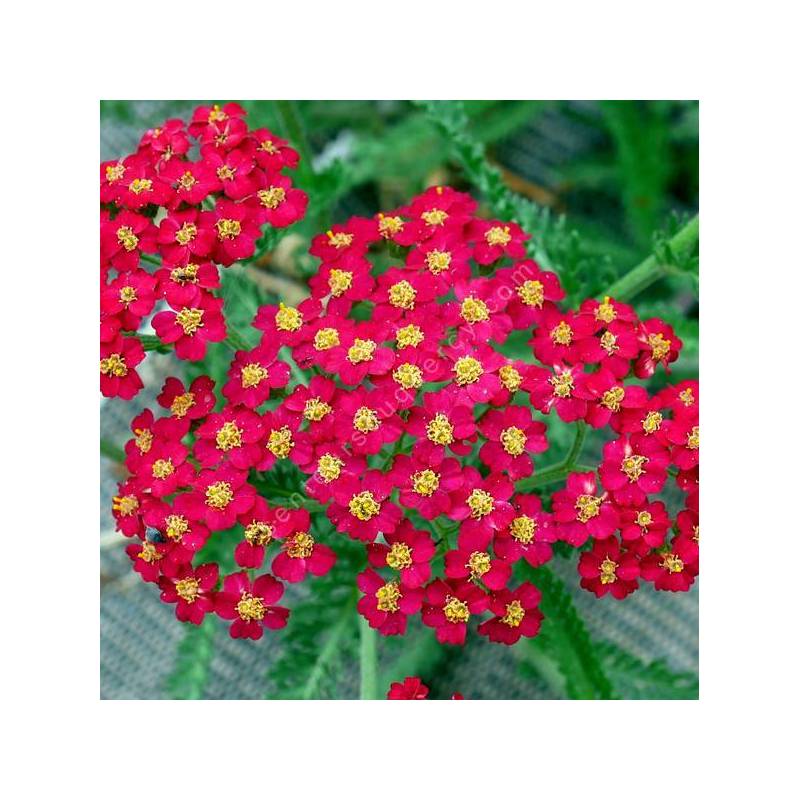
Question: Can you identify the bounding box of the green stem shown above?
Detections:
[274,101,315,185]
[600,214,699,302]
[140,253,161,267]
[359,615,379,700]
[516,421,588,492]
[123,332,171,353]
[100,438,125,464]
[225,328,253,352]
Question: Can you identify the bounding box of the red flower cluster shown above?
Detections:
[109,179,699,646]
[101,102,307,399]
[386,676,464,700]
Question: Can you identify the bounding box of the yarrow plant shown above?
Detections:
[102,104,699,692]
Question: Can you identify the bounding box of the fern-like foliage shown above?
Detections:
[265,537,363,700]
[165,617,217,700]
[417,100,617,303]
[521,565,614,699]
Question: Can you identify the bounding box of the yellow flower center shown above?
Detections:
[175,222,197,245]
[326,230,354,249]
[550,321,573,346]
[241,363,268,388]
[621,455,648,482]
[328,269,353,297]
[105,163,125,183]
[175,578,200,603]
[425,249,451,274]
[599,557,618,584]
[215,421,243,451]
[595,297,617,323]
[259,139,277,153]
[461,296,490,323]
[116,226,139,251]
[353,406,380,433]
[119,285,137,306]
[600,330,619,355]
[275,302,303,332]
[687,426,699,450]
[649,332,671,361]
[393,363,423,390]
[467,551,491,579]
[129,178,152,195]
[347,338,376,364]
[245,521,273,546]
[208,104,227,123]
[517,280,544,307]
[642,411,663,434]
[500,426,527,456]
[601,386,625,412]
[443,595,470,623]
[453,356,483,385]
[138,542,162,563]
[485,225,511,246]
[100,353,128,377]
[396,324,424,349]
[267,426,294,459]
[349,490,380,521]
[206,481,233,509]
[499,365,522,392]
[113,495,138,516]
[549,371,574,398]
[636,511,652,528]
[287,531,315,558]
[386,542,413,570]
[679,387,695,406]
[304,397,332,421]
[389,280,417,309]
[151,458,174,479]
[412,469,440,497]
[661,553,685,573]
[421,208,448,226]
[378,215,404,237]
[376,582,401,612]
[170,392,195,418]
[177,171,196,190]
[134,428,152,454]
[426,413,454,445]
[170,263,199,284]
[317,453,344,482]
[216,165,236,181]
[510,515,536,544]
[215,218,241,240]
[236,592,265,621]
[467,489,494,519]
[165,514,189,542]
[175,307,204,335]
[502,600,526,627]
[258,186,285,209]
[314,327,340,350]
[575,494,601,523]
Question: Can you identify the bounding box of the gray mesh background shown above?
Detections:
[100,101,698,700]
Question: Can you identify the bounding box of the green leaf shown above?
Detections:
[164,617,217,700]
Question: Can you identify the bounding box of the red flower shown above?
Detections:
[186,466,256,531]
[477,405,548,479]
[195,407,264,469]
[323,324,395,386]
[215,572,289,640]
[258,407,313,471]
[665,418,700,470]
[405,231,473,292]
[336,387,404,455]
[100,335,144,400]
[143,495,210,563]
[247,172,308,228]
[101,269,158,330]
[469,219,529,264]
[211,199,261,265]
[366,520,435,589]
[357,569,423,636]
[634,318,682,378]
[579,367,649,429]
[598,435,670,506]
[578,537,640,599]
[115,160,172,209]
[450,468,515,551]
[157,375,216,433]
[161,158,218,207]
[422,579,489,645]
[100,210,157,272]
[391,455,464,520]
[387,676,429,700]
[156,208,216,266]
[443,339,506,404]
[531,306,584,366]
[496,261,565,329]
[252,297,323,348]
[405,386,476,463]
[155,260,220,308]
[222,344,290,409]
[640,538,698,592]
[137,439,194,498]
[444,547,512,591]
[524,363,588,423]
[477,583,543,644]
[309,218,379,263]
[126,539,171,583]
[619,501,671,548]
[328,471,402,542]
[282,376,338,442]
[138,119,191,165]
[493,494,556,568]
[151,291,226,360]
[188,102,247,141]
[251,128,300,171]
[552,471,620,546]
[111,479,146,538]
[448,276,513,343]
[159,563,218,624]
[373,267,438,322]
[407,185,477,238]
[271,509,337,583]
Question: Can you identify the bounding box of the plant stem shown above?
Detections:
[123,332,171,353]
[600,214,699,302]
[100,438,125,464]
[274,101,315,185]
[359,615,379,700]
[516,421,588,492]
[140,253,161,267]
